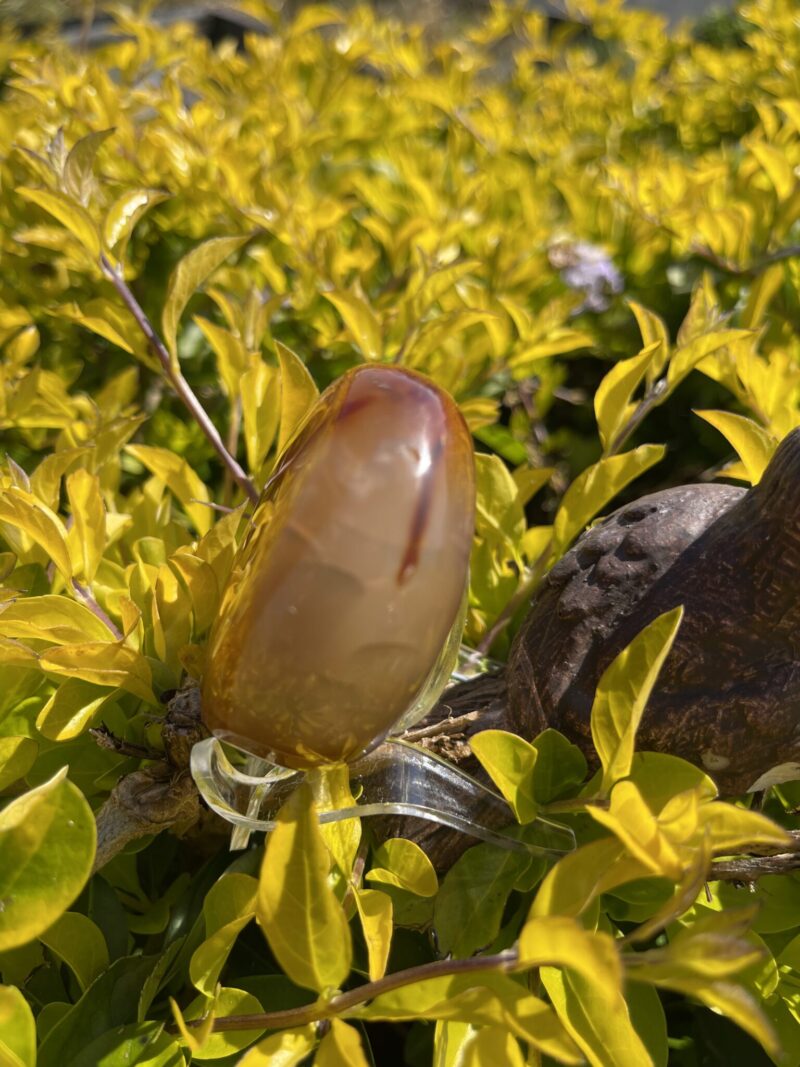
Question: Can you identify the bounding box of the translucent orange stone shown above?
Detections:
[201,365,476,768]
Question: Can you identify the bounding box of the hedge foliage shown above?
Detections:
[1,1,800,1064]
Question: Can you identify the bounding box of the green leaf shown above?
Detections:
[37,954,160,1065]
[189,873,257,996]
[256,782,352,993]
[162,236,249,363]
[529,730,587,804]
[63,128,115,204]
[352,887,392,982]
[530,836,649,919]
[276,341,320,455]
[61,1022,185,1067]
[0,768,96,951]
[126,444,212,535]
[474,453,526,556]
[591,606,683,794]
[17,187,101,256]
[0,737,37,791]
[0,984,35,1067]
[594,342,661,452]
[551,445,665,557]
[314,1018,371,1067]
[470,729,538,823]
[40,911,109,991]
[103,188,170,257]
[366,838,438,897]
[694,410,777,484]
[625,982,668,1067]
[323,289,382,361]
[434,843,529,958]
[238,1026,317,1067]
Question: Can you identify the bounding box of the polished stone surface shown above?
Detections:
[202,365,475,767]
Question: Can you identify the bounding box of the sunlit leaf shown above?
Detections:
[276,341,320,455]
[17,187,100,256]
[0,984,35,1067]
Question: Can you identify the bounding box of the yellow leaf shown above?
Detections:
[531,837,650,919]
[190,874,257,996]
[587,781,683,879]
[470,730,538,823]
[0,487,72,578]
[519,915,622,995]
[0,984,35,1067]
[594,342,661,452]
[16,187,100,256]
[241,360,281,476]
[591,607,683,794]
[66,469,105,581]
[314,1018,370,1067]
[162,235,249,364]
[668,330,752,386]
[750,141,796,201]
[40,642,157,703]
[323,290,382,361]
[0,595,116,644]
[256,782,352,993]
[552,445,665,557]
[238,1026,317,1067]
[463,1026,524,1067]
[694,411,777,484]
[103,188,170,257]
[126,444,212,535]
[276,341,320,455]
[63,128,114,204]
[699,802,791,854]
[353,887,393,981]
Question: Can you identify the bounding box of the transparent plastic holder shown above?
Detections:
[190,645,576,858]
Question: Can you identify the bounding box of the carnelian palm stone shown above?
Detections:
[201,364,476,769]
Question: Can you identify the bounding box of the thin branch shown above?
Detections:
[710,851,800,882]
[181,951,518,1034]
[99,254,259,505]
[71,578,123,640]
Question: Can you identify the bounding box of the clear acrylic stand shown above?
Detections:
[190,646,576,858]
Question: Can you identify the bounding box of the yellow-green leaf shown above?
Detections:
[470,730,538,823]
[103,188,170,257]
[314,1019,370,1067]
[40,641,157,703]
[0,737,37,792]
[66,469,106,580]
[241,360,281,477]
[16,187,100,256]
[0,595,116,644]
[367,838,438,897]
[162,235,249,363]
[0,768,96,950]
[463,1027,524,1067]
[256,782,352,993]
[238,1026,317,1067]
[750,141,796,202]
[190,873,257,996]
[276,341,320,455]
[0,487,72,579]
[595,342,661,453]
[694,411,777,484]
[126,444,212,535]
[35,678,112,740]
[587,780,683,879]
[0,984,35,1067]
[353,887,393,981]
[552,445,665,558]
[63,128,114,204]
[323,289,382,361]
[591,607,683,794]
[39,912,108,991]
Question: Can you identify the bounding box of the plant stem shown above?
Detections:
[99,254,259,505]
[188,951,518,1033]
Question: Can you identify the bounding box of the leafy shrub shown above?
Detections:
[1,2,800,1064]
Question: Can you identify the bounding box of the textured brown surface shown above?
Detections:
[507,428,800,795]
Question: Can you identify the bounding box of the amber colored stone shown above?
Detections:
[201,365,476,768]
